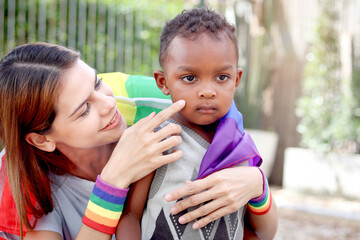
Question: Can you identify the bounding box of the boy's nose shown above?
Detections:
[198,89,216,98]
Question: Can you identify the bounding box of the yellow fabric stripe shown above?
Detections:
[248,191,272,213]
[248,197,271,212]
[98,72,136,125]
[84,208,119,227]
[87,201,122,220]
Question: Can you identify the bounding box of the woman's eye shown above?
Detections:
[216,75,229,81]
[80,103,91,118]
[95,78,102,90]
[181,75,196,83]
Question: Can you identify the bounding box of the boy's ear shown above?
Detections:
[154,70,170,95]
[235,68,243,88]
[25,132,56,152]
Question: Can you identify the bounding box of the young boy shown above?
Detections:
[116,8,271,239]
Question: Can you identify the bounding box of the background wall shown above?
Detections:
[1,0,359,186]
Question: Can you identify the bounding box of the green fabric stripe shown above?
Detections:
[134,106,162,123]
[125,75,168,98]
[125,75,171,123]
[248,191,269,208]
[90,193,124,212]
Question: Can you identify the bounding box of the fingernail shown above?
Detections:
[193,223,199,229]
[177,100,185,106]
[179,216,186,224]
[165,194,172,201]
[170,206,178,214]
[146,111,156,119]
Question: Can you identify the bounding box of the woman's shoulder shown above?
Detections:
[49,173,94,199]
[35,174,95,239]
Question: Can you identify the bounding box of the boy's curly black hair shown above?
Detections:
[159,8,239,67]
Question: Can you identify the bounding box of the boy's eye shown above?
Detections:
[216,75,229,81]
[181,75,197,83]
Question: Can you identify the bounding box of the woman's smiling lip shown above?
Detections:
[101,109,121,131]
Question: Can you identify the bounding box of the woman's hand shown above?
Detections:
[101,100,185,188]
[164,166,263,229]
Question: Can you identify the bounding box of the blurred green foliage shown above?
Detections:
[234,1,275,129]
[0,0,186,75]
[296,1,360,153]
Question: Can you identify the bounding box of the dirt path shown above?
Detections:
[276,208,360,239]
[272,187,360,239]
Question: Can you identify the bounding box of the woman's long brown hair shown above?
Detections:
[0,42,80,237]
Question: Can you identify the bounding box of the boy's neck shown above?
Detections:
[172,113,218,143]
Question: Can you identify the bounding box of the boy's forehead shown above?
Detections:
[169,32,232,48]
[163,33,238,70]
[166,32,236,57]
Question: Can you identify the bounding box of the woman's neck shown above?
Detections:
[56,142,116,181]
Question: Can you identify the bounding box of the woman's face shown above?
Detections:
[46,59,127,150]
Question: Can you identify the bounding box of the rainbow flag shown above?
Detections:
[99,72,171,125]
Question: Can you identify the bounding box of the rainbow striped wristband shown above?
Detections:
[82,175,129,235]
[247,168,272,215]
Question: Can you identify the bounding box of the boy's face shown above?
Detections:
[155,33,242,126]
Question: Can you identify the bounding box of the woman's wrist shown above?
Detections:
[235,166,263,201]
[82,175,129,234]
[247,166,264,199]
[247,168,272,215]
[100,166,131,189]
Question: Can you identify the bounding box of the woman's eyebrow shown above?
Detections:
[94,69,98,86]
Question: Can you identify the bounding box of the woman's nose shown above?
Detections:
[96,92,116,115]
[198,88,216,98]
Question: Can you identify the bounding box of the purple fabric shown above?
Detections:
[197,101,263,179]
[96,175,129,197]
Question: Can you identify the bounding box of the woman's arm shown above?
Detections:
[26,224,113,240]
[164,167,263,228]
[25,174,155,240]
[164,166,278,238]
[100,100,184,189]
[25,230,63,240]
[115,173,154,240]
[26,101,185,240]
[77,100,185,239]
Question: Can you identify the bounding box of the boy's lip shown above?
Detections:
[101,109,121,131]
[196,105,217,114]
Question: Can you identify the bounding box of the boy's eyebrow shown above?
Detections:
[176,66,194,71]
[68,69,97,118]
[215,65,234,71]
[177,65,234,71]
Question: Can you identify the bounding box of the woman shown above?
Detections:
[0,43,277,240]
